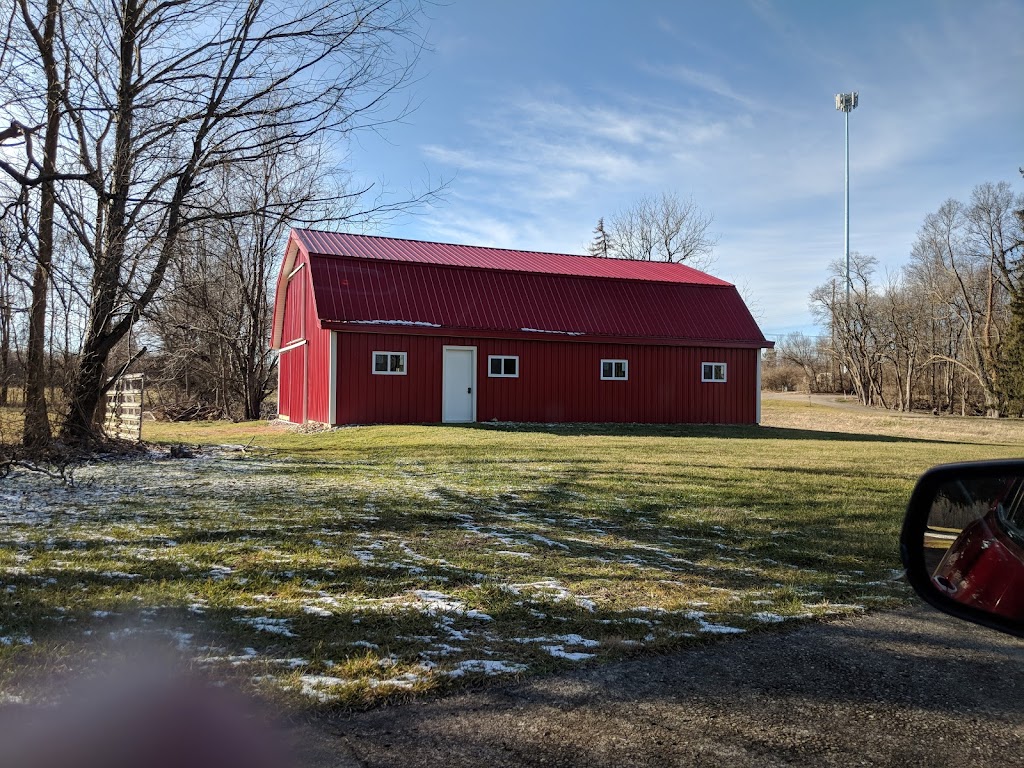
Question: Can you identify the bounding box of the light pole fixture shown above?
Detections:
[835,91,858,306]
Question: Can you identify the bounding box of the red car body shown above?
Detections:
[933,508,1024,620]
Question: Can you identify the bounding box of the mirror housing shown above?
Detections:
[901,459,1024,637]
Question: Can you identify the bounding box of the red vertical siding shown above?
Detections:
[278,346,305,423]
[303,264,331,424]
[278,256,306,423]
[305,331,332,424]
[281,265,305,344]
[278,253,336,424]
[333,332,758,425]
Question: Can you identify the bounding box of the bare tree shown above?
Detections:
[152,143,348,421]
[0,0,70,447]
[798,179,1021,416]
[606,192,716,269]
[777,332,826,393]
[877,273,928,412]
[967,181,1024,293]
[910,196,1009,416]
[0,214,25,407]
[1,0,430,445]
[811,254,886,407]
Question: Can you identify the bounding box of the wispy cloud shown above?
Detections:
[420,90,739,209]
[394,1,1023,336]
[644,64,762,110]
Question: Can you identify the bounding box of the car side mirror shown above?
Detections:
[901,460,1024,637]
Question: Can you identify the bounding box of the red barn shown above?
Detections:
[270,229,773,426]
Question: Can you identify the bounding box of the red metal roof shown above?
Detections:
[308,257,765,346]
[294,229,731,286]
[286,231,769,348]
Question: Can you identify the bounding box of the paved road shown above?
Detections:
[290,606,1024,767]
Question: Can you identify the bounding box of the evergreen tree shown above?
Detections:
[587,217,614,258]
[998,291,1024,414]
[997,181,1024,414]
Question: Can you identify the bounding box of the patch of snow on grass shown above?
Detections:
[208,565,233,580]
[444,659,528,677]
[367,672,429,690]
[514,634,600,648]
[169,631,193,650]
[351,550,375,565]
[299,675,349,702]
[421,643,462,657]
[542,646,596,661]
[235,617,296,637]
[301,605,333,617]
[528,534,569,550]
[505,579,597,612]
[698,622,746,635]
[409,590,493,621]
[0,634,33,646]
[683,609,746,634]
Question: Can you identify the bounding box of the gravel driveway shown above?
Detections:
[291,605,1024,767]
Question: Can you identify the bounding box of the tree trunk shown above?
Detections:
[904,355,915,412]
[0,297,9,407]
[21,0,61,450]
[22,261,51,447]
[60,0,139,442]
[62,349,107,441]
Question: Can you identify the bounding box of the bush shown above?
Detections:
[762,364,804,392]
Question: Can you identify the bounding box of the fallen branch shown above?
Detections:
[0,457,77,487]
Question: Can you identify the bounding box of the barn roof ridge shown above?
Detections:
[292,228,732,287]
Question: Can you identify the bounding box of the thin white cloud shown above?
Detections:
[400,2,1023,339]
[645,64,762,110]
[421,145,533,176]
[421,90,740,210]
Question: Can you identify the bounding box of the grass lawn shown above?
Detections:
[2,399,1022,712]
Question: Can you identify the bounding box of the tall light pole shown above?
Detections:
[835,91,858,306]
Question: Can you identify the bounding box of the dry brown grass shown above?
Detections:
[762,394,1024,446]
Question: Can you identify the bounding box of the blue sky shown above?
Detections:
[347,0,1024,340]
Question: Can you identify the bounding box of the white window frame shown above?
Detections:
[600,359,629,380]
[372,351,408,375]
[702,362,727,382]
[488,355,520,378]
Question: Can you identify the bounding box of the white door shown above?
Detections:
[442,346,476,423]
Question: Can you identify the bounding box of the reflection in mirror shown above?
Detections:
[926,476,1024,621]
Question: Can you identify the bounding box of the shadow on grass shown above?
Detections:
[447,422,952,445]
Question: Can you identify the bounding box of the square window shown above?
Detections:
[373,351,407,375]
[600,359,628,380]
[702,362,727,382]
[488,355,519,378]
